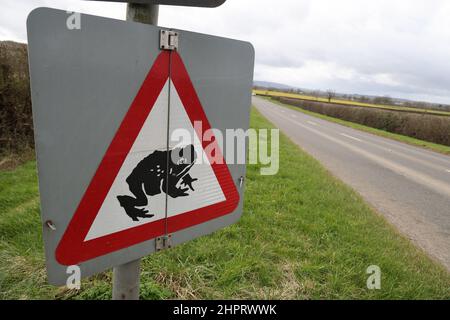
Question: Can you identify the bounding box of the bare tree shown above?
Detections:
[326,89,336,103]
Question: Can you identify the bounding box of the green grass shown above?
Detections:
[0,108,449,299]
[266,97,450,156]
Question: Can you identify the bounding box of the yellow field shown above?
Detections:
[253,89,450,117]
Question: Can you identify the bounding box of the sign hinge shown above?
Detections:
[155,234,172,251]
[160,30,178,51]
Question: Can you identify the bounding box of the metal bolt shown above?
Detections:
[45,220,56,231]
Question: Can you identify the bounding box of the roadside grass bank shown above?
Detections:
[265,97,450,156]
[0,108,449,299]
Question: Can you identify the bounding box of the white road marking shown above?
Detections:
[446,169,450,173]
[307,120,318,126]
[340,133,362,142]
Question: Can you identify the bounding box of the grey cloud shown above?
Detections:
[1,0,450,103]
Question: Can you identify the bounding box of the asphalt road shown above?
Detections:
[253,96,450,271]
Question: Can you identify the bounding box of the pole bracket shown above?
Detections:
[155,234,172,251]
[160,30,178,51]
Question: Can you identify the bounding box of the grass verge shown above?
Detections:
[0,108,449,299]
[266,97,450,155]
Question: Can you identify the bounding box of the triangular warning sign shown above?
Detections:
[56,51,240,265]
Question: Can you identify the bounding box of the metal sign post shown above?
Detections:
[111,3,160,300]
[85,0,227,8]
[126,2,159,25]
[112,258,141,299]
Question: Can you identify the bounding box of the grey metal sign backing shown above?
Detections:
[27,7,254,285]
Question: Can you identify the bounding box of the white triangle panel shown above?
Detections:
[85,80,169,241]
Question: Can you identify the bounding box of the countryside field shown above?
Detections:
[254,89,450,117]
[1,108,449,299]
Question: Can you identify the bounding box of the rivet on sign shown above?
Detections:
[45,220,56,231]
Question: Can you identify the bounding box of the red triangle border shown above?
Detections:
[55,51,240,265]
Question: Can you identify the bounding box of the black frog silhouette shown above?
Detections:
[117,144,198,221]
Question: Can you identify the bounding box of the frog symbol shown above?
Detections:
[117,144,198,221]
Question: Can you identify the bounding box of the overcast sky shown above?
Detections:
[2,0,450,104]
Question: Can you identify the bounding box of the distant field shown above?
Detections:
[0,108,449,299]
[254,89,450,117]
